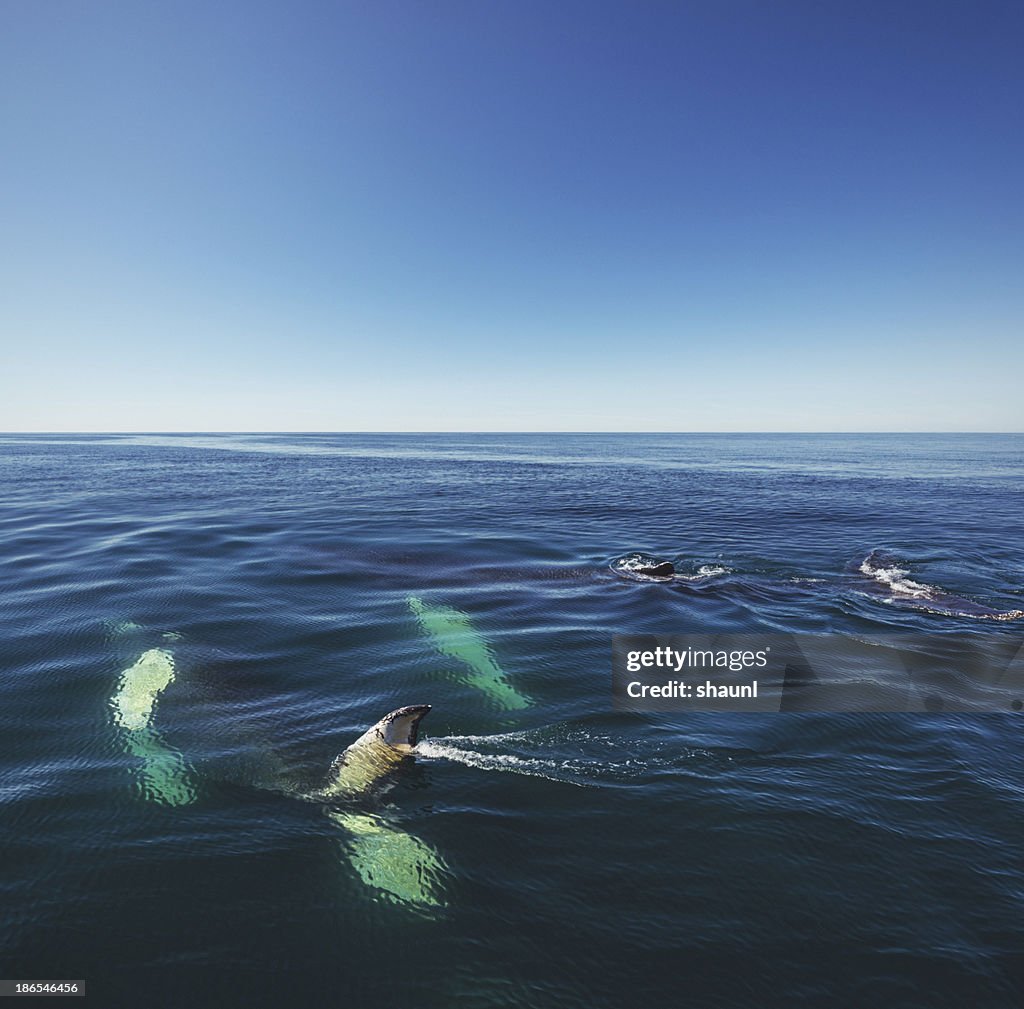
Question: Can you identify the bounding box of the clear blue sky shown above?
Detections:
[2,1,1021,431]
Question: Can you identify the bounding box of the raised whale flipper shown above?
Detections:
[317,704,449,908]
[111,647,197,806]
[408,597,530,710]
[318,704,432,800]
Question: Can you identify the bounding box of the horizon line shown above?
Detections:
[2,430,1022,437]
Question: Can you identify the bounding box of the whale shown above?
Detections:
[110,648,446,908]
[325,808,447,907]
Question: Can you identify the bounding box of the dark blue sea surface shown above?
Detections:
[1,433,1022,1007]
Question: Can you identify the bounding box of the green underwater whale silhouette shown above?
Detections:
[111,648,197,807]
[407,596,530,710]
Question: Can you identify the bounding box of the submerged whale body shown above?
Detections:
[858,550,1024,621]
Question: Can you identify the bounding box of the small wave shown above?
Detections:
[431,729,556,746]
[418,728,619,787]
[901,602,1024,622]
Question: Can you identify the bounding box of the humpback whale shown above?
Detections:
[110,649,446,908]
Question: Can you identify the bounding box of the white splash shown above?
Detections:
[675,564,731,582]
[610,554,675,582]
[859,555,937,599]
[415,726,716,786]
[415,739,596,786]
[858,552,1024,620]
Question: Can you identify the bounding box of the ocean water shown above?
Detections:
[1,432,1022,1007]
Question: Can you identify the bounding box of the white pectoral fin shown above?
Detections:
[112,646,197,806]
[112,648,177,730]
[122,727,198,807]
[327,811,448,909]
[408,596,531,710]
